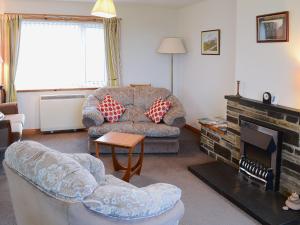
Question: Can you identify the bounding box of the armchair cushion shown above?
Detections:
[83,183,181,220]
[5,141,98,201]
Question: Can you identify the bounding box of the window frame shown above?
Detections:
[11,13,106,92]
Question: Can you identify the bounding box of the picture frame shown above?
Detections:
[256,11,289,43]
[201,29,220,55]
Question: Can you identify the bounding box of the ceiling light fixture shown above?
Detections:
[91,0,117,18]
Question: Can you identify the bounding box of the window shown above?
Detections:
[15,20,106,90]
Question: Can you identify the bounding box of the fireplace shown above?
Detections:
[239,118,282,191]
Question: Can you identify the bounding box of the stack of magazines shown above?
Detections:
[198,117,227,132]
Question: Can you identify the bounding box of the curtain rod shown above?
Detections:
[3,13,119,22]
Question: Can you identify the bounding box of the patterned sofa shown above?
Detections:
[82,87,186,154]
[4,141,184,225]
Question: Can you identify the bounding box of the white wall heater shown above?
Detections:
[40,94,86,132]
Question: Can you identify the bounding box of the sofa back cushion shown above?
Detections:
[94,87,134,106]
[5,141,98,201]
[134,87,171,110]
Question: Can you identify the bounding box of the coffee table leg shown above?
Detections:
[137,140,144,175]
[95,143,100,159]
[123,148,132,182]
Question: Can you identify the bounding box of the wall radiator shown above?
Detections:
[40,94,86,132]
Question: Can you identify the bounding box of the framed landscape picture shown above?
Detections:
[201,29,220,55]
[257,11,289,43]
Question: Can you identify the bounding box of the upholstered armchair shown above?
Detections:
[4,141,184,225]
[0,103,25,150]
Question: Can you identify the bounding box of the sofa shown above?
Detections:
[0,103,25,151]
[4,141,184,225]
[82,87,186,154]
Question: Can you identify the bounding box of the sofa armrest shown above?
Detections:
[163,96,186,128]
[82,95,104,128]
[0,120,13,145]
[0,103,18,115]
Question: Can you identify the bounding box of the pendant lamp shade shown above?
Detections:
[92,0,117,18]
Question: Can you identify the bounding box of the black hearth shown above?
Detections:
[239,119,282,191]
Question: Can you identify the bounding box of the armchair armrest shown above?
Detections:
[163,96,186,128]
[0,120,13,145]
[0,103,18,115]
[82,95,104,128]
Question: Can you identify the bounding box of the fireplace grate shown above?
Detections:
[239,156,273,189]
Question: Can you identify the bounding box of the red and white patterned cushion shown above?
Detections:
[97,95,126,123]
[145,97,172,124]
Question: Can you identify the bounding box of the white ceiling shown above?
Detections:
[56,0,202,8]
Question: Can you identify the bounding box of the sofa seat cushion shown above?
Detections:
[83,183,181,220]
[88,122,136,138]
[88,122,180,138]
[133,122,180,138]
[5,141,98,201]
[4,114,25,133]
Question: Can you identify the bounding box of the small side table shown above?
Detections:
[94,132,145,182]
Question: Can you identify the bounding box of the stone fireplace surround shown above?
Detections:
[200,95,300,195]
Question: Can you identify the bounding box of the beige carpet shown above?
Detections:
[0,129,260,225]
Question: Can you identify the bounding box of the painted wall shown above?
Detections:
[176,0,236,126]
[235,0,300,108]
[2,0,178,129]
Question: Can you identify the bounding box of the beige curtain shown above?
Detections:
[104,18,121,87]
[2,15,22,102]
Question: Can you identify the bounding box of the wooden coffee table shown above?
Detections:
[94,132,145,182]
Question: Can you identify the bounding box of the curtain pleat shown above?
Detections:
[2,15,22,102]
[104,18,121,87]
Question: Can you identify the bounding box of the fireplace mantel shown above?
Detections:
[199,95,300,195]
[225,95,300,117]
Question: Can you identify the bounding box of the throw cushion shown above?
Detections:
[83,183,181,220]
[145,97,172,124]
[97,95,125,123]
[5,141,98,201]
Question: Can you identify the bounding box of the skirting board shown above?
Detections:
[23,129,41,135]
[184,124,201,135]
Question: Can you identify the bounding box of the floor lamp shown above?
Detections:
[158,38,186,94]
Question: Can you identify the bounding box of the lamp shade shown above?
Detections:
[91,0,117,18]
[158,38,186,54]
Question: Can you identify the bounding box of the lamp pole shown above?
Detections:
[171,53,174,94]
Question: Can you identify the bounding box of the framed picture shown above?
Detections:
[256,11,289,43]
[201,29,220,55]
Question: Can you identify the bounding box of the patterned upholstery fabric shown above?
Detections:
[83,183,181,220]
[82,87,186,137]
[82,95,105,127]
[63,153,105,184]
[134,87,171,110]
[88,122,180,138]
[88,122,135,138]
[163,95,186,126]
[5,141,98,201]
[94,87,134,106]
[145,97,172,124]
[133,122,180,137]
[119,105,151,122]
[97,95,126,123]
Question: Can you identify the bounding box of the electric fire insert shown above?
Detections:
[239,119,282,191]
